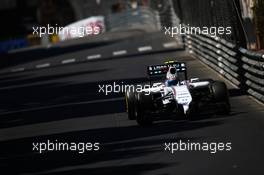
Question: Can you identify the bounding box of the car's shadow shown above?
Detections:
[0,119,223,175]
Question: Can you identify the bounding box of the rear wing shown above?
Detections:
[147,61,187,80]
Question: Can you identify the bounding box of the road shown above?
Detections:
[0,31,263,175]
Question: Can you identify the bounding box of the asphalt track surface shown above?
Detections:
[0,31,263,175]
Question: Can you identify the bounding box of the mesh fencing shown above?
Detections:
[154,0,247,47]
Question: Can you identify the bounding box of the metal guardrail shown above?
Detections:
[240,48,264,102]
[156,0,263,103]
[185,32,264,103]
[106,7,160,32]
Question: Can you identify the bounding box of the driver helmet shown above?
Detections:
[165,66,179,86]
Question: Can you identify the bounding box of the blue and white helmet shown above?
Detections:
[165,66,179,86]
[166,66,178,80]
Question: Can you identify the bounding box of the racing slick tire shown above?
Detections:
[210,81,230,115]
[174,103,185,120]
[125,89,136,120]
[135,92,153,126]
[187,101,200,120]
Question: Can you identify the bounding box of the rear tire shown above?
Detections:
[211,81,230,114]
[211,81,229,102]
[135,92,153,126]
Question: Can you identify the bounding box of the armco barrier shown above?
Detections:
[239,48,264,102]
[185,32,264,103]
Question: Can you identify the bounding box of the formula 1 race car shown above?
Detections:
[125,61,230,126]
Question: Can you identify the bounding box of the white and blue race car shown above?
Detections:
[125,61,230,126]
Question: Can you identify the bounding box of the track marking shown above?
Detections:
[11,68,25,72]
[138,46,152,52]
[163,42,178,48]
[36,63,50,69]
[113,50,127,56]
[62,58,76,64]
[0,97,124,116]
[4,119,23,124]
[87,54,101,60]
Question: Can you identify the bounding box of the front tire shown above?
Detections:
[125,90,136,120]
[174,103,185,120]
[187,101,200,120]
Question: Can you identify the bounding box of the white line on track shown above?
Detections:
[61,58,76,64]
[113,50,127,56]
[36,63,50,69]
[87,54,102,60]
[11,67,25,72]
[163,42,178,48]
[138,46,152,52]
[4,119,23,124]
[0,97,124,116]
